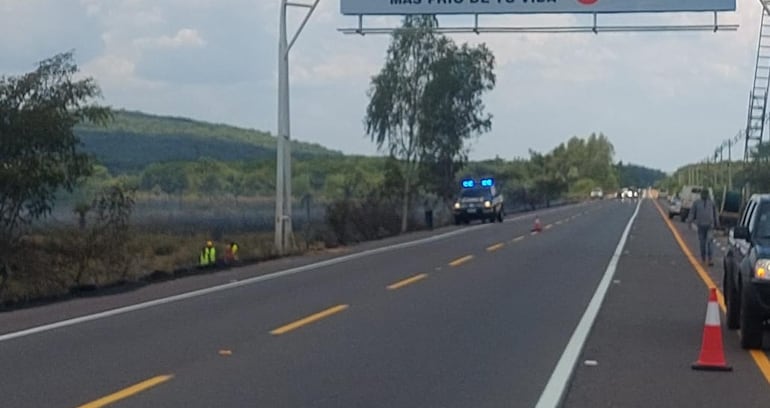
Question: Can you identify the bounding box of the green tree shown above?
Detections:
[0,51,110,295]
[366,16,496,231]
[366,16,441,233]
[419,38,496,207]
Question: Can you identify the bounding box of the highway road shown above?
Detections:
[1,198,768,407]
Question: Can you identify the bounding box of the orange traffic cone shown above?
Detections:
[692,287,732,371]
[531,217,542,233]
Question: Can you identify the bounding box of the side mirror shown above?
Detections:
[734,226,750,240]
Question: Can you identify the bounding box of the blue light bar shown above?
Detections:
[461,179,475,188]
[480,178,494,187]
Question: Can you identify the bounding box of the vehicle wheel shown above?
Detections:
[680,210,689,223]
[739,283,763,349]
[724,266,740,330]
[497,210,504,223]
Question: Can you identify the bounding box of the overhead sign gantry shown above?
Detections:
[338,0,738,34]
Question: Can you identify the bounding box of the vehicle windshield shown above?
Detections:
[755,204,770,239]
[460,188,490,199]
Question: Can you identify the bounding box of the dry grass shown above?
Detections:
[0,227,329,307]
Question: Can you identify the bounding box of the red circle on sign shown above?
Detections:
[578,0,598,4]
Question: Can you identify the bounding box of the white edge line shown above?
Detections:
[0,203,584,343]
[534,198,642,408]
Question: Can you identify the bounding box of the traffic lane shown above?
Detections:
[0,198,595,339]
[0,201,592,336]
[115,198,636,407]
[0,199,615,407]
[563,200,770,408]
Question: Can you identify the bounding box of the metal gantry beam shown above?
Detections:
[276,0,320,256]
[338,12,738,35]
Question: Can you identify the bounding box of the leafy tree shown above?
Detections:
[419,38,496,207]
[366,16,440,232]
[366,16,496,232]
[0,51,110,294]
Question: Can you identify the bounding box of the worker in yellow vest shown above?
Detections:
[199,240,216,267]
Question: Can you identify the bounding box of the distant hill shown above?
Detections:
[76,110,344,173]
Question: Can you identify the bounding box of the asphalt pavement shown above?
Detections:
[0,199,631,408]
[2,198,767,408]
[562,199,770,407]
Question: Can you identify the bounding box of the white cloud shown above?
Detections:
[134,29,207,49]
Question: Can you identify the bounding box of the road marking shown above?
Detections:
[387,273,428,290]
[652,200,770,386]
[545,224,553,230]
[486,243,505,252]
[77,375,173,408]
[449,255,474,267]
[535,199,641,408]
[0,204,586,343]
[218,349,233,356]
[270,304,349,335]
[555,220,563,225]
[512,236,525,242]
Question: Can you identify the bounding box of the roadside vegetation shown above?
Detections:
[0,23,665,308]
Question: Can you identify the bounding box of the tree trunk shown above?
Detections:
[0,262,10,302]
[401,171,411,233]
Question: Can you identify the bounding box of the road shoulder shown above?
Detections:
[562,199,770,407]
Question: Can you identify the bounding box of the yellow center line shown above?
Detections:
[387,273,428,290]
[512,236,525,242]
[486,243,505,252]
[76,375,173,408]
[545,224,553,230]
[652,200,770,385]
[555,220,563,225]
[270,304,349,335]
[449,255,474,267]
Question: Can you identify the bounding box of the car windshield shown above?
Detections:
[461,188,490,199]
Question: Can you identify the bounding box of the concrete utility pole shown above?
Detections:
[275,0,320,255]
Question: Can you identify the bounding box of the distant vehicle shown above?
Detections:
[678,185,713,222]
[667,197,682,219]
[452,177,505,225]
[590,187,603,200]
[723,194,770,349]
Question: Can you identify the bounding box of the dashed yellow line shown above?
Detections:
[653,200,770,386]
[449,255,474,267]
[555,220,563,225]
[270,304,349,335]
[76,375,173,408]
[486,243,505,252]
[512,236,525,242]
[545,224,553,230]
[387,273,428,290]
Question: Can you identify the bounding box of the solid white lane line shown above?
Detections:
[534,199,642,408]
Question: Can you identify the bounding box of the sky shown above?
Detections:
[0,0,764,173]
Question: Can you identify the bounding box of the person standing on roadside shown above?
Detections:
[687,189,720,266]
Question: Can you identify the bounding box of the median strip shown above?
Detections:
[77,375,173,408]
[270,304,349,335]
[449,255,474,267]
[486,243,505,252]
[387,273,428,290]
